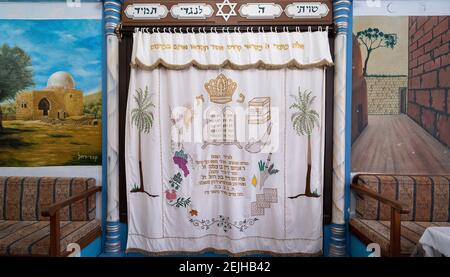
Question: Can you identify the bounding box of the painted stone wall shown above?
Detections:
[366,76,408,115]
[351,34,368,143]
[408,16,450,147]
[15,92,34,120]
[16,89,83,120]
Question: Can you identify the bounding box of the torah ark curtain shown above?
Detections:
[125,30,333,255]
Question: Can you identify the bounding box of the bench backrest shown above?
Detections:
[355,174,450,222]
[0,176,96,221]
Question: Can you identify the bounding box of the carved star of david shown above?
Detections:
[216,0,237,22]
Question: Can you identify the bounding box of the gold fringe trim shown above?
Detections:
[131,58,334,71]
[126,247,322,257]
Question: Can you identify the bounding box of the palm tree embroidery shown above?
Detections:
[288,88,321,199]
[130,86,158,197]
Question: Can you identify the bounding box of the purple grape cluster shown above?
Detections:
[173,156,189,177]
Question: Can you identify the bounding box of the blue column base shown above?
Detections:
[329,224,347,256]
[104,221,122,254]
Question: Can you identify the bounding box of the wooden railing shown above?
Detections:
[350,175,409,257]
[41,186,102,256]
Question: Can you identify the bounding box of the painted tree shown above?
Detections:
[130,86,158,197]
[0,44,34,132]
[289,88,320,199]
[356,28,398,76]
[84,98,102,119]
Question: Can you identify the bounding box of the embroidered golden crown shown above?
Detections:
[204,74,237,104]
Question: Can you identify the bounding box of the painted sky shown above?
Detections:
[0,19,101,94]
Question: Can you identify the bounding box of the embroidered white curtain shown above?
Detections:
[125,30,333,255]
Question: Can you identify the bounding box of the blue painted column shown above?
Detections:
[103,0,123,255]
[329,0,352,257]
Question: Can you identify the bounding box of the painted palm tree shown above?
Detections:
[289,88,320,199]
[130,86,158,197]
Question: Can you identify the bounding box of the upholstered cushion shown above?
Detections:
[355,175,450,222]
[0,177,96,221]
[349,218,450,255]
[0,219,100,256]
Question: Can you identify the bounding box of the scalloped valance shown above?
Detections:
[131,30,334,70]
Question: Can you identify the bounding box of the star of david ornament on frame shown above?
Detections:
[216,0,237,22]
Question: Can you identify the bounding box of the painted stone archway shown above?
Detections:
[38,98,50,116]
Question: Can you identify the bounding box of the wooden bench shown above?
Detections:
[0,176,101,256]
[350,174,450,257]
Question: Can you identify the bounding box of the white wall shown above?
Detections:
[354,0,450,16]
[0,2,102,19]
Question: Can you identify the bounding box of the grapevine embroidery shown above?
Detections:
[166,149,260,232]
[169,172,183,190]
[165,172,194,210]
[168,197,191,208]
[189,215,259,232]
[173,150,190,177]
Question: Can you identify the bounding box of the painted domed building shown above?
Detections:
[16,71,84,120]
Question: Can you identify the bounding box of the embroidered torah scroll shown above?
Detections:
[125,30,333,255]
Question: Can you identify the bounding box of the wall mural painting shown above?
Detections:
[351,16,450,174]
[0,20,102,166]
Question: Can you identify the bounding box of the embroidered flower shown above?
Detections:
[189,209,198,216]
[165,189,177,201]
